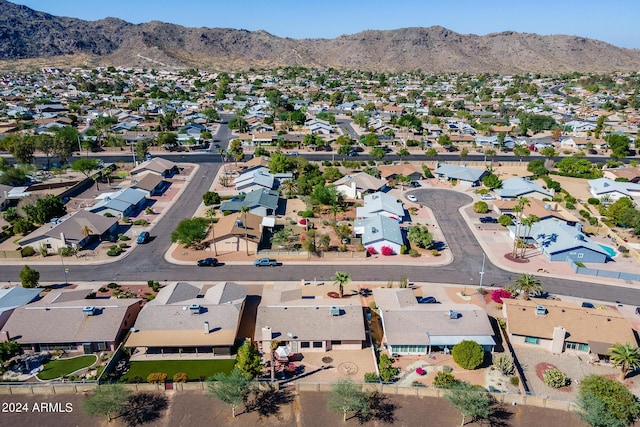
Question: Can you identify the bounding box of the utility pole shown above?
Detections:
[479,252,486,288]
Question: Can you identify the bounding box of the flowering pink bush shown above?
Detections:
[367,247,377,255]
[415,367,426,376]
[380,246,394,256]
[491,288,513,304]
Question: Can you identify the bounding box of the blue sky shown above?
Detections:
[11,0,640,49]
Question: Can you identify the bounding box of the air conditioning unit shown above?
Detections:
[536,305,547,316]
[330,306,340,316]
[189,304,201,314]
[83,306,96,316]
[448,310,459,319]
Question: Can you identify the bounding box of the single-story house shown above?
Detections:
[560,136,607,150]
[588,178,640,201]
[210,212,265,255]
[125,282,246,358]
[0,287,41,332]
[130,173,168,197]
[18,210,118,252]
[373,288,495,355]
[434,164,489,186]
[233,166,276,192]
[255,288,365,354]
[354,215,404,255]
[495,177,552,200]
[493,198,578,223]
[356,192,405,220]
[334,172,387,200]
[130,157,179,178]
[502,298,637,357]
[603,166,640,183]
[2,289,140,353]
[509,218,609,263]
[87,188,147,218]
[377,164,424,182]
[220,188,280,217]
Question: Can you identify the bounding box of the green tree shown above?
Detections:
[397,148,410,159]
[228,139,245,165]
[328,380,369,422]
[71,158,101,177]
[235,338,263,380]
[206,369,252,418]
[425,147,438,157]
[205,207,218,256]
[513,145,531,159]
[240,206,250,255]
[23,195,67,225]
[332,271,350,298]
[577,374,640,427]
[170,217,209,248]
[268,152,297,173]
[607,343,640,381]
[473,201,489,214]
[0,340,22,369]
[527,158,548,176]
[228,115,249,132]
[452,340,485,370]
[512,273,543,300]
[519,215,540,259]
[353,112,368,128]
[437,134,452,147]
[378,354,399,382]
[83,384,132,422]
[482,173,502,189]
[203,191,221,206]
[157,132,178,148]
[323,166,344,182]
[511,197,530,257]
[608,134,631,160]
[53,126,79,163]
[369,147,386,161]
[135,140,150,161]
[202,107,220,122]
[540,146,557,158]
[445,382,493,426]
[407,225,433,249]
[9,135,35,164]
[433,371,457,388]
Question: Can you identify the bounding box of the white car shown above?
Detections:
[481,193,495,200]
[407,195,418,202]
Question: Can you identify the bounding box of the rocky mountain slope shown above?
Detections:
[1,0,639,73]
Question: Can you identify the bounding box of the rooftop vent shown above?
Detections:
[189,304,201,314]
[448,310,459,319]
[535,305,547,316]
[83,306,96,316]
[330,306,340,316]
[371,227,378,233]
[235,220,244,228]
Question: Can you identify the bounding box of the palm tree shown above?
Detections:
[332,271,351,298]
[519,214,539,259]
[80,225,92,239]
[240,206,250,256]
[512,273,543,300]
[511,197,530,258]
[607,343,640,381]
[206,207,218,256]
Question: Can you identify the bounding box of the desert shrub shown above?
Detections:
[118,242,128,248]
[510,376,520,386]
[473,201,489,213]
[433,371,457,389]
[498,215,513,226]
[299,210,314,218]
[565,202,576,210]
[21,246,35,257]
[103,212,114,217]
[99,287,108,293]
[107,245,122,256]
[399,245,407,254]
[57,246,75,257]
[492,353,515,376]
[490,288,513,304]
[107,282,120,289]
[378,354,399,382]
[145,207,155,215]
[442,365,454,373]
[543,368,568,388]
[431,249,439,256]
[133,219,148,226]
[122,216,130,223]
[147,372,167,384]
[380,246,394,256]
[322,219,330,226]
[565,195,577,204]
[452,340,485,370]
[173,372,188,383]
[588,216,599,226]
[118,234,130,241]
[587,197,600,205]
[409,249,420,257]
[364,372,379,383]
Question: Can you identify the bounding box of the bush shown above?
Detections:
[173,372,188,383]
[118,234,130,241]
[409,249,420,257]
[299,210,314,218]
[122,216,130,223]
[144,207,155,215]
[147,372,167,384]
[132,219,148,226]
[58,246,75,257]
[107,282,120,289]
[378,354,399,382]
[118,242,128,248]
[564,195,577,204]
[490,288,513,304]
[579,209,591,219]
[364,372,379,383]
[99,287,108,293]
[399,245,407,254]
[21,246,35,257]
[431,249,439,256]
[442,365,454,373]
[543,368,568,388]
[203,191,221,206]
[565,202,576,210]
[367,246,377,255]
[588,216,599,226]
[492,353,515,376]
[498,215,513,226]
[510,376,520,386]
[473,201,489,214]
[103,212,115,217]
[452,340,485,370]
[587,197,600,205]
[380,246,394,256]
[128,376,144,384]
[433,371,457,388]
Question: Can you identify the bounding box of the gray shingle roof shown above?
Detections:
[354,215,404,246]
[434,164,488,182]
[495,177,551,198]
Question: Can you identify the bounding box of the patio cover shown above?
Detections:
[427,335,496,347]
[275,346,291,361]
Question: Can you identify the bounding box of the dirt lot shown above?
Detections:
[0,390,591,427]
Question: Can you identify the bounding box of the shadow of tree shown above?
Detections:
[355,391,398,424]
[482,405,513,427]
[246,385,294,419]
[120,392,168,427]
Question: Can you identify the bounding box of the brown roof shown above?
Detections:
[377,164,423,179]
[131,173,164,192]
[493,198,578,222]
[503,298,637,346]
[604,166,640,181]
[214,212,263,243]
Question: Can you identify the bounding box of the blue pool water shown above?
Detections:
[599,244,617,257]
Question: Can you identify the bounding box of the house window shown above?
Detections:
[312,341,323,348]
[331,340,341,345]
[97,342,107,351]
[566,342,589,352]
[524,336,540,345]
[577,253,584,259]
[300,342,310,348]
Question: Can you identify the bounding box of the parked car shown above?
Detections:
[418,296,438,304]
[581,302,595,309]
[197,257,218,267]
[289,151,299,157]
[136,231,150,244]
[409,181,421,188]
[588,149,598,155]
[407,194,418,202]
[254,257,278,267]
[635,306,640,316]
[481,193,495,200]
[347,151,359,156]
[479,216,498,224]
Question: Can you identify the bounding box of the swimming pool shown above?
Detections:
[599,244,617,258]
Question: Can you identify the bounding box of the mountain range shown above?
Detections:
[1,0,639,73]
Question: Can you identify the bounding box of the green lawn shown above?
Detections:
[121,359,235,382]
[37,355,97,380]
